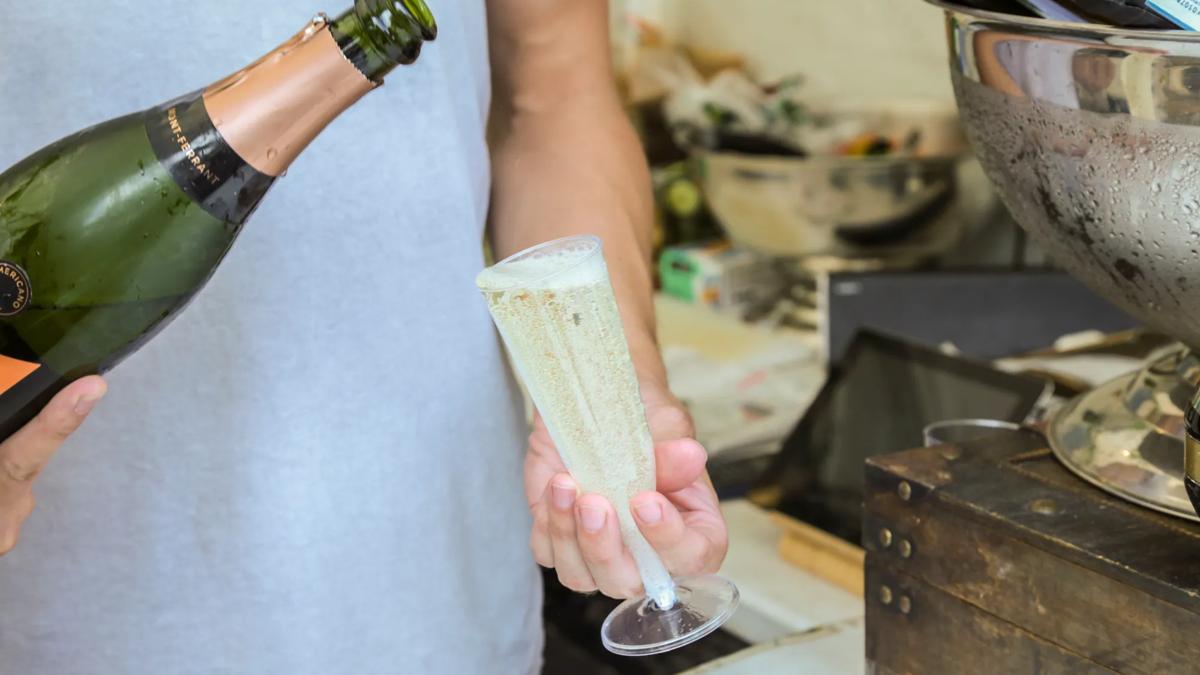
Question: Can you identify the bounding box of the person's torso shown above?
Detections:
[0,2,540,673]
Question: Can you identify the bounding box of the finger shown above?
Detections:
[524,443,559,509]
[574,494,643,599]
[645,401,694,443]
[632,491,723,577]
[654,438,707,494]
[0,491,35,555]
[0,376,103,557]
[0,467,31,515]
[546,474,596,593]
[524,416,567,507]
[529,498,554,568]
[0,376,106,487]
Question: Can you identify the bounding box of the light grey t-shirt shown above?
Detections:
[0,2,542,673]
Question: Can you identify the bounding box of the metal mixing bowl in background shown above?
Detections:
[936,0,1200,347]
[695,100,972,262]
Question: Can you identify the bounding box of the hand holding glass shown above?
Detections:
[476,235,739,656]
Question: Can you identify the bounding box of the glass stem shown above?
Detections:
[622,510,679,609]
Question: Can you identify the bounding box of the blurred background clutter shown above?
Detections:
[541,1,1169,673]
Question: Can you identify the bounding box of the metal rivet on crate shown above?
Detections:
[899,539,913,559]
[898,481,912,501]
[879,528,893,548]
[899,596,912,614]
[880,585,894,605]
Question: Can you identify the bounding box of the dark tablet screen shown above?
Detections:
[763,330,1049,544]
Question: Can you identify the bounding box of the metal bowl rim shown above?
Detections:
[929,0,1200,41]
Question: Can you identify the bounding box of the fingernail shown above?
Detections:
[552,483,575,510]
[74,389,106,416]
[635,501,662,524]
[579,505,606,533]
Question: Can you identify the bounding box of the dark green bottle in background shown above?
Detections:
[1185,393,1200,517]
[0,1,436,439]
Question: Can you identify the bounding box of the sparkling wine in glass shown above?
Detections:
[477,235,739,656]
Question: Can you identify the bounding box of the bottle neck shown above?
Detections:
[331,0,437,82]
[198,3,435,178]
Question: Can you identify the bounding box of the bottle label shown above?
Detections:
[0,353,40,397]
[0,261,32,317]
[144,91,275,225]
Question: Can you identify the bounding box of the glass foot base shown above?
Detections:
[601,575,740,657]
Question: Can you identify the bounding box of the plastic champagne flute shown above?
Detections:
[476,235,739,656]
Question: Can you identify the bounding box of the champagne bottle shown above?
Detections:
[0,1,436,439]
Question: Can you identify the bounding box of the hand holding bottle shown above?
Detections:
[0,376,105,555]
[0,2,435,442]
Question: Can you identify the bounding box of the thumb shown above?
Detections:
[0,376,106,484]
[654,438,707,494]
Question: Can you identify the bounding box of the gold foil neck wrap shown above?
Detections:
[202,24,374,177]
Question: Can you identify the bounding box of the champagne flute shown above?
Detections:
[477,235,739,656]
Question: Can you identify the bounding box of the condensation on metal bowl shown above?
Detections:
[932,0,1200,521]
[936,0,1200,348]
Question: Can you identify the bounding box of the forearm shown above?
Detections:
[491,3,724,584]
[488,45,663,385]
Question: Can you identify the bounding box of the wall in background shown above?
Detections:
[612,0,954,103]
[680,0,954,103]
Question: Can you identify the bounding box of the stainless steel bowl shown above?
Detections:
[695,101,970,261]
[697,151,964,260]
[936,0,1200,347]
[932,1,1200,520]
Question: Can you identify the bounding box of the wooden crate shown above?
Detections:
[865,429,1200,674]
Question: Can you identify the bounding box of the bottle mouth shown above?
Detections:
[334,0,439,76]
[398,0,437,41]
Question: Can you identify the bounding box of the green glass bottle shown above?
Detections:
[0,1,436,439]
[1185,391,1200,517]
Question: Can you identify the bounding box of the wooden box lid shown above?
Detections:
[865,429,1200,674]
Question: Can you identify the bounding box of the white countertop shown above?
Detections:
[719,500,863,643]
[686,619,865,675]
[713,499,864,674]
